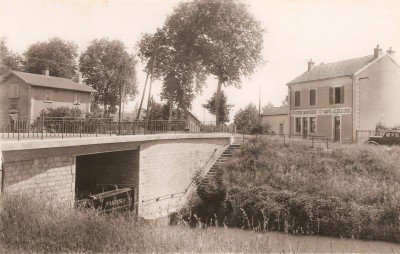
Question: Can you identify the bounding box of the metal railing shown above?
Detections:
[255,133,333,149]
[0,116,233,141]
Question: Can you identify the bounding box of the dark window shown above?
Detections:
[330,86,344,104]
[295,118,301,132]
[310,89,316,106]
[295,91,300,107]
[334,87,341,103]
[310,117,316,133]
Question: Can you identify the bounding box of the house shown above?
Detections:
[287,45,400,142]
[0,70,96,122]
[260,106,289,135]
[186,111,201,132]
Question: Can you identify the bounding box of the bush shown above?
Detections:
[189,137,400,242]
[39,106,83,118]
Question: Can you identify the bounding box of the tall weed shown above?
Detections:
[191,137,400,242]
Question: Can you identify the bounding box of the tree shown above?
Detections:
[0,38,23,75]
[234,103,267,134]
[164,0,264,126]
[203,91,233,123]
[80,39,138,118]
[281,95,288,107]
[147,101,169,120]
[23,37,78,78]
[137,28,206,121]
[261,101,274,113]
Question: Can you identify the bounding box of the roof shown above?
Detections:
[187,111,201,123]
[261,106,289,116]
[10,71,96,93]
[288,55,376,84]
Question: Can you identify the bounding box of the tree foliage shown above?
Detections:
[38,106,83,118]
[234,103,269,134]
[0,38,23,75]
[164,0,264,124]
[203,91,233,123]
[23,37,78,78]
[80,39,138,117]
[137,28,206,120]
[261,101,274,113]
[281,95,288,107]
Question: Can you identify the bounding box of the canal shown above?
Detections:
[193,227,400,253]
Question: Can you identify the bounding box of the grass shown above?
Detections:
[192,137,400,243]
[2,138,400,252]
[0,193,281,253]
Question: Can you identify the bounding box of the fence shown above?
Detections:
[251,129,388,148]
[0,116,232,141]
[258,133,332,149]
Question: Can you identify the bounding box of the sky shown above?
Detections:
[1,0,400,122]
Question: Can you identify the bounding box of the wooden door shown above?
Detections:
[334,116,340,142]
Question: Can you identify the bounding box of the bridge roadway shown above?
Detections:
[0,133,232,218]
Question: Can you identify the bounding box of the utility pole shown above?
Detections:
[258,83,261,116]
[145,60,156,122]
[136,72,150,120]
[137,43,158,120]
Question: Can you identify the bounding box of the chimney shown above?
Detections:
[307,59,315,71]
[42,68,49,76]
[75,72,81,84]
[373,44,383,58]
[387,47,395,57]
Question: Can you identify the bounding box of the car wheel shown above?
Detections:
[364,140,380,146]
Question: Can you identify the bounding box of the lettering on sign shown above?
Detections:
[291,107,352,116]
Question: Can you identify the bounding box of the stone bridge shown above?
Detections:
[0,133,232,218]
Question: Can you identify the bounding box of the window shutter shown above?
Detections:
[329,87,333,104]
[340,86,344,104]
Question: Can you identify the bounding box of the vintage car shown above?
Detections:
[364,131,400,146]
[78,184,135,213]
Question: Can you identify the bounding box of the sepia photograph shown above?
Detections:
[1,0,400,252]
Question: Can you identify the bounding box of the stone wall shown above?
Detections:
[0,134,232,218]
[2,155,75,204]
[138,138,229,219]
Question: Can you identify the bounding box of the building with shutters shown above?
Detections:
[287,45,400,142]
[0,70,96,121]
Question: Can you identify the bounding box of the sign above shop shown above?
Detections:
[291,107,352,116]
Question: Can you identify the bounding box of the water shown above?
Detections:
[205,227,400,253]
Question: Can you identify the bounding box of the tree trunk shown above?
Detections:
[215,76,223,129]
[103,89,109,118]
[103,103,108,118]
[118,82,122,122]
[168,96,173,123]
